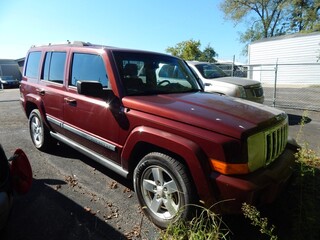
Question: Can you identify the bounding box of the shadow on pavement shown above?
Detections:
[5,177,127,240]
[46,142,134,191]
[287,113,312,125]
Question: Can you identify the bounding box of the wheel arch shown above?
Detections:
[25,101,39,118]
[24,95,52,130]
[122,126,217,205]
[24,94,44,117]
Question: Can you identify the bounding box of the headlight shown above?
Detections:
[235,86,246,98]
[210,140,250,175]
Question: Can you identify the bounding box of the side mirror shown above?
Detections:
[77,81,116,101]
[77,81,104,97]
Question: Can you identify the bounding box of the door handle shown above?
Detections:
[36,88,45,96]
[64,97,77,106]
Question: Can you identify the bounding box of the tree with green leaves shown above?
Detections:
[166,39,218,62]
[220,0,320,53]
[288,0,320,32]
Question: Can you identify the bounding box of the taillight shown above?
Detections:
[10,149,32,194]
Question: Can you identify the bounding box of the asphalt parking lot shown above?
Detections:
[0,88,159,240]
[1,88,319,240]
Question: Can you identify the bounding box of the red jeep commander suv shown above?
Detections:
[20,41,297,228]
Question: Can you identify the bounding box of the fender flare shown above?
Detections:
[24,93,50,128]
[122,126,216,205]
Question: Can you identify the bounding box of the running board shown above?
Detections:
[50,132,128,178]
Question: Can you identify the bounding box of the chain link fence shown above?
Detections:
[246,62,320,112]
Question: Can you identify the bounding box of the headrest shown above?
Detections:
[123,63,138,77]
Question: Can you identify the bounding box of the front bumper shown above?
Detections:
[209,145,296,213]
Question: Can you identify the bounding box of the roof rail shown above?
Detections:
[30,40,94,48]
[72,41,93,46]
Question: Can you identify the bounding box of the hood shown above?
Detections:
[122,92,284,139]
[211,77,261,87]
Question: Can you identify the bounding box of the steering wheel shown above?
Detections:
[157,80,170,86]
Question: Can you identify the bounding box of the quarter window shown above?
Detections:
[70,53,108,87]
[25,51,41,78]
[42,52,66,83]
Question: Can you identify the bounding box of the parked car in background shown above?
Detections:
[187,61,264,103]
[0,76,20,89]
[0,59,22,89]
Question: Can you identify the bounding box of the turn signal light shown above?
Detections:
[210,159,249,175]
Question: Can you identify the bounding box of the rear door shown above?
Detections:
[25,50,67,134]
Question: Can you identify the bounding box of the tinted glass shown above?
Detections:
[42,52,66,83]
[71,53,108,87]
[25,51,41,78]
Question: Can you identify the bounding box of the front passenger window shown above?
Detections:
[70,53,108,88]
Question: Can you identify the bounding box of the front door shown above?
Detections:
[62,52,120,163]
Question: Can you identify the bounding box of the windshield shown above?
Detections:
[112,51,201,96]
[194,63,227,79]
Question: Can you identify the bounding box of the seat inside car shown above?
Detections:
[123,63,144,92]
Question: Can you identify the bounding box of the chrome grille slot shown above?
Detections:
[265,123,288,164]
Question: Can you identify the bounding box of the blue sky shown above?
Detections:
[0,0,247,62]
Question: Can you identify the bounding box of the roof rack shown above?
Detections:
[70,41,93,46]
[31,41,95,48]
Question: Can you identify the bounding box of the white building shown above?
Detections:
[248,32,320,85]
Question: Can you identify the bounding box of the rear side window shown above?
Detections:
[42,52,66,83]
[25,51,41,78]
[70,53,108,87]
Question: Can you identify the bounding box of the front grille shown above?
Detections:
[265,122,288,165]
[247,116,288,172]
[245,85,264,97]
[253,87,264,97]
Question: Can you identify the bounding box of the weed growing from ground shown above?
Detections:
[241,203,278,240]
[287,110,320,240]
[295,110,320,173]
[159,204,230,240]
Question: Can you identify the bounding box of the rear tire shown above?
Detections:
[29,109,54,151]
[133,152,196,229]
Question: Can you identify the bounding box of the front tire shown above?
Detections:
[133,152,196,228]
[29,109,54,151]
